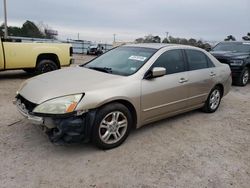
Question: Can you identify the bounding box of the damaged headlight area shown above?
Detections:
[33,94,83,115]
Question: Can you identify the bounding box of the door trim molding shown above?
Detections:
[143,93,208,112]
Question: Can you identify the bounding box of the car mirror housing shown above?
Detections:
[144,67,166,79]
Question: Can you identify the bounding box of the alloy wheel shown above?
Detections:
[98,111,128,145]
[242,69,249,85]
[209,89,221,110]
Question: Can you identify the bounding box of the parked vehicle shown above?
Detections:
[14,44,231,149]
[87,44,104,55]
[210,41,250,86]
[0,38,73,74]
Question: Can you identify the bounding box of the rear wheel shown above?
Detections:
[36,59,58,74]
[92,103,132,149]
[202,86,222,113]
[235,67,249,86]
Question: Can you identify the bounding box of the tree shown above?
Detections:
[242,32,250,41]
[0,20,57,39]
[162,37,170,43]
[135,37,144,43]
[224,35,236,41]
[135,34,161,43]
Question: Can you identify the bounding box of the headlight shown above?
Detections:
[230,59,244,66]
[33,94,83,114]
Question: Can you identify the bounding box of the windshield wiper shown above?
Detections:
[88,66,112,73]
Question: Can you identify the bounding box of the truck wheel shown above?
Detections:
[36,59,58,74]
[202,86,222,113]
[235,67,249,86]
[23,68,35,74]
[92,103,132,150]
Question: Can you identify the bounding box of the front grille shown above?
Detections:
[16,95,37,112]
[216,58,229,64]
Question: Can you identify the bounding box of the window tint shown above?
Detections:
[207,57,215,68]
[185,50,209,71]
[153,50,185,74]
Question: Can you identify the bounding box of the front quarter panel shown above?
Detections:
[75,79,141,125]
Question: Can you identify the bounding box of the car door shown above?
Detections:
[141,49,189,124]
[184,49,216,107]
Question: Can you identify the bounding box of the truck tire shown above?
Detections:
[235,67,249,86]
[36,59,58,74]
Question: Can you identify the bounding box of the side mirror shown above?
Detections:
[144,67,166,79]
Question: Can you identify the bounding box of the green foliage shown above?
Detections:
[242,33,250,41]
[135,34,161,43]
[0,20,56,39]
[162,36,211,51]
[224,35,236,41]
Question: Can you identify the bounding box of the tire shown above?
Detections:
[23,68,35,74]
[202,86,222,113]
[235,67,249,86]
[36,59,58,74]
[92,103,133,150]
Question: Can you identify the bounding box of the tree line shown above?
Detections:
[135,34,212,51]
[0,20,56,39]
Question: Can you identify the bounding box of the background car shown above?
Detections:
[15,44,232,149]
[87,44,104,55]
[210,41,250,86]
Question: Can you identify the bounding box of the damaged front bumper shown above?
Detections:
[13,98,96,144]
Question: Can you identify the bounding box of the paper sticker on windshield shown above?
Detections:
[129,55,147,62]
[243,43,250,45]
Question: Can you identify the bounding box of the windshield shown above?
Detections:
[212,42,250,53]
[84,46,157,76]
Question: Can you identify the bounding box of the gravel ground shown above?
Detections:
[0,55,250,188]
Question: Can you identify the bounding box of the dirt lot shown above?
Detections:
[0,55,250,188]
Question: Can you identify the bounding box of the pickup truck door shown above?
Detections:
[0,39,4,70]
[3,42,36,69]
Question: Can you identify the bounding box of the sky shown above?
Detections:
[0,0,249,43]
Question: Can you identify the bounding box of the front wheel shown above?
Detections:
[202,86,222,113]
[92,103,132,149]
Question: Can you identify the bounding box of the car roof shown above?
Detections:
[124,43,185,49]
[219,41,250,44]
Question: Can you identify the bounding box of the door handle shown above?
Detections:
[210,72,216,77]
[179,78,189,83]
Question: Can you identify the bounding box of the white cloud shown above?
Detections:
[1,0,249,42]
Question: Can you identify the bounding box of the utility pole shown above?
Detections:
[165,32,169,40]
[3,0,8,38]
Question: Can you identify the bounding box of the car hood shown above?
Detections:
[210,51,250,59]
[18,67,125,104]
